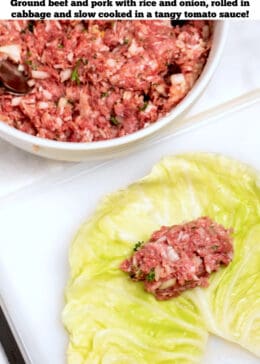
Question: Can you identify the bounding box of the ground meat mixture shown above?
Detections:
[120,217,233,300]
[0,20,212,142]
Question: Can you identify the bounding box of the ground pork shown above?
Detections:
[120,217,233,300]
[0,20,212,142]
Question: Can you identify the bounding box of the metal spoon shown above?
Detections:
[0,60,31,95]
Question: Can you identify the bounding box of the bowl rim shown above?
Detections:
[0,21,229,151]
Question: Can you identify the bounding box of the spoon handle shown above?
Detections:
[0,60,31,95]
[0,299,30,364]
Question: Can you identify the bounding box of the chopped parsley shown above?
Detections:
[110,116,120,126]
[71,59,88,84]
[123,38,129,45]
[25,59,32,66]
[71,60,82,85]
[58,43,64,49]
[211,245,219,250]
[25,59,37,70]
[133,241,144,252]
[139,101,148,112]
[101,92,108,98]
[146,269,155,282]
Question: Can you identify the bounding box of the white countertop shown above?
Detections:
[0,20,260,364]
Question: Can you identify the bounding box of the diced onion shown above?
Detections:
[159,279,176,290]
[18,64,25,72]
[170,73,185,86]
[55,117,63,127]
[155,266,162,281]
[75,23,85,32]
[67,52,73,63]
[0,44,21,63]
[23,96,36,104]
[166,246,179,262]
[123,91,132,101]
[38,102,49,109]
[45,21,52,32]
[155,237,167,244]
[11,97,22,106]
[60,69,72,83]
[155,84,166,96]
[106,59,116,68]
[27,79,36,87]
[31,70,50,79]
[128,39,144,56]
[144,103,155,114]
[42,89,52,100]
[13,21,22,32]
[54,21,62,30]
[58,97,68,114]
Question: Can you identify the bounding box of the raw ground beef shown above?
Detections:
[120,217,233,300]
[0,20,212,142]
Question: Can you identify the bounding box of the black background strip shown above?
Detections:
[0,305,26,364]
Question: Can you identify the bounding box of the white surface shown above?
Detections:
[1,97,260,364]
[0,21,260,198]
[0,21,260,364]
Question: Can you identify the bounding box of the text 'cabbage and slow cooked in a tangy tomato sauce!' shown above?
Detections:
[0,20,212,142]
[120,217,233,300]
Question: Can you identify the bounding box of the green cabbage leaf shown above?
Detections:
[63,153,260,363]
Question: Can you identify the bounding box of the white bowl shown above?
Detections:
[0,21,229,161]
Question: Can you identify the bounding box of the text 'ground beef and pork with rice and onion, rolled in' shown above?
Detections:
[120,217,233,300]
[0,20,212,142]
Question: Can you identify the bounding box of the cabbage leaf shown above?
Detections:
[63,153,260,363]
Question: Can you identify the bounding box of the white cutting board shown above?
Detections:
[1,92,260,364]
